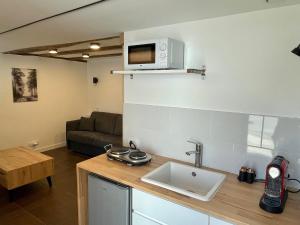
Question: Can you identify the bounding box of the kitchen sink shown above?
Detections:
[141,161,226,201]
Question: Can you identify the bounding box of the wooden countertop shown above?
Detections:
[77,154,300,225]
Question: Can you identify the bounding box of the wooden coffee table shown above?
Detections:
[0,147,54,201]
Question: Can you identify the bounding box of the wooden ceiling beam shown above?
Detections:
[2,34,123,62]
[89,53,123,58]
[120,32,124,45]
[9,53,87,63]
[69,53,122,61]
[3,35,121,54]
[41,44,123,56]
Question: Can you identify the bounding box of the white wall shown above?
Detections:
[124,4,300,118]
[0,54,88,151]
[123,5,300,183]
[87,56,124,114]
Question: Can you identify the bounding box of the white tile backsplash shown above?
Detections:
[169,107,212,140]
[204,141,242,174]
[210,111,249,146]
[124,103,300,184]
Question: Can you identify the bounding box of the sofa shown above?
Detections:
[66,112,122,156]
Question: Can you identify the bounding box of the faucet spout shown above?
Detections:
[186,139,203,168]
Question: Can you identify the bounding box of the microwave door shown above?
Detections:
[128,43,156,69]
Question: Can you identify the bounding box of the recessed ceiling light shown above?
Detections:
[82,53,90,59]
[90,43,101,50]
[49,49,58,54]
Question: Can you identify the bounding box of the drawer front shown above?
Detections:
[6,160,54,189]
[210,217,234,225]
[133,189,209,225]
[132,212,163,225]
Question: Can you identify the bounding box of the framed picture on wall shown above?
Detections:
[11,68,38,103]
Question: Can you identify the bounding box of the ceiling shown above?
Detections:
[0,0,99,33]
[1,0,300,53]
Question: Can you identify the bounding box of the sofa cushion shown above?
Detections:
[68,131,95,145]
[66,119,80,132]
[114,115,122,136]
[94,114,115,134]
[78,117,94,131]
[67,131,122,147]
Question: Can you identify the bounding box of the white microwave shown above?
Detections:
[124,38,184,70]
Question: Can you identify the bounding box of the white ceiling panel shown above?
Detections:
[0,0,100,32]
[0,0,300,52]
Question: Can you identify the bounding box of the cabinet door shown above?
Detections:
[88,175,130,225]
[132,212,163,225]
[210,217,234,225]
[132,188,209,225]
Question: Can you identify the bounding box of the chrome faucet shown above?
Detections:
[185,139,203,168]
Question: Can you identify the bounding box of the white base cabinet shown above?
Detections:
[132,188,234,225]
[132,212,162,225]
[210,217,234,225]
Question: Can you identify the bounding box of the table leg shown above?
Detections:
[47,176,52,187]
[9,190,14,202]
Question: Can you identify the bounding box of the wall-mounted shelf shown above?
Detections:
[111,66,206,79]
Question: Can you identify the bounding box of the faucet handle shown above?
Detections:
[185,151,195,156]
[187,138,202,146]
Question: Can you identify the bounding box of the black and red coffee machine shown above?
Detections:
[259,156,289,214]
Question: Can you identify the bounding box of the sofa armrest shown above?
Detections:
[66,119,80,133]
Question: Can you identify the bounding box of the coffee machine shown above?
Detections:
[259,156,289,214]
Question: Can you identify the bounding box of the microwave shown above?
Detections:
[124,38,184,70]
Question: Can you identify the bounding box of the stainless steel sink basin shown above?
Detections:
[141,161,226,201]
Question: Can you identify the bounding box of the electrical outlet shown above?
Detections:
[29,140,39,148]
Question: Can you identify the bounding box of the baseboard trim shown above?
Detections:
[34,142,66,152]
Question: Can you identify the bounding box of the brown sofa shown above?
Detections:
[66,112,122,156]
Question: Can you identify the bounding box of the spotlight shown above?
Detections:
[90,43,101,50]
[82,53,90,59]
[49,49,58,54]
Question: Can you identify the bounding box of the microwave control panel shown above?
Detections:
[158,40,168,68]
